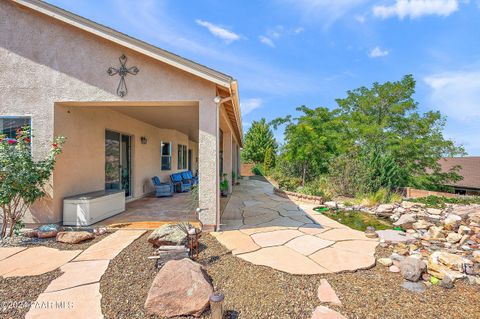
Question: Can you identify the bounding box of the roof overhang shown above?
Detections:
[10,0,244,145]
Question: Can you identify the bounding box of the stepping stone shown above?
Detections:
[299,224,330,235]
[243,212,279,226]
[280,210,307,217]
[243,200,263,207]
[239,225,288,235]
[311,306,346,319]
[212,230,260,255]
[317,279,342,306]
[251,229,303,247]
[254,216,304,228]
[238,246,331,275]
[401,280,426,293]
[75,230,145,261]
[243,207,279,217]
[331,240,379,255]
[309,248,376,272]
[376,230,416,243]
[45,260,110,292]
[0,247,27,261]
[285,235,334,255]
[0,247,81,278]
[289,215,314,224]
[316,228,375,241]
[26,283,103,319]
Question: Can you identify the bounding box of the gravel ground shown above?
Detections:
[0,231,111,250]
[0,269,62,319]
[99,233,480,319]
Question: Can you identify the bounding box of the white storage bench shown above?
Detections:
[63,190,125,226]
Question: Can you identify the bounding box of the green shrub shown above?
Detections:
[409,195,480,208]
[277,176,302,191]
[297,176,335,200]
[354,188,403,207]
[251,163,264,176]
[263,146,275,175]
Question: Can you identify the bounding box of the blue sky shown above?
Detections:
[46,0,480,155]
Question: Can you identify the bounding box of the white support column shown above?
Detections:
[223,130,233,193]
[198,99,220,229]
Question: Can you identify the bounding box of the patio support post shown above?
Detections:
[198,99,220,229]
[222,130,233,193]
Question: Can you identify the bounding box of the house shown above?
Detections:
[438,157,480,196]
[0,0,243,230]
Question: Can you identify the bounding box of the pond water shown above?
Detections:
[313,208,393,231]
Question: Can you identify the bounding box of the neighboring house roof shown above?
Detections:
[439,157,480,190]
[9,0,243,145]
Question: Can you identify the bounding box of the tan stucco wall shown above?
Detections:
[0,1,221,225]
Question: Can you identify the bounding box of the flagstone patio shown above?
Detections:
[213,179,379,274]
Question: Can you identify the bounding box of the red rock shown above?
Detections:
[317,279,342,306]
[311,306,347,319]
[37,230,57,239]
[144,258,213,317]
[56,231,95,244]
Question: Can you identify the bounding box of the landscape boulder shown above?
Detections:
[144,258,213,318]
[56,231,95,244]
[376,204,394,216]
[36,224,59,239]
[400,256,426,282]
[393,214,416,230]
[148,224,187,247]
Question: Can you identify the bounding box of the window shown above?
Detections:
[0,116,31,140]
[177,144,187,170]
[161,141,172,170]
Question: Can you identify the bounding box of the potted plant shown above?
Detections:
[220,173,229,197]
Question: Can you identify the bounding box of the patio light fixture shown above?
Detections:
[209,292,224,319]
[213,96,233,104]
[140,136,148,144]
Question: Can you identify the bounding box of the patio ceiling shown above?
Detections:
[109,105,199,142]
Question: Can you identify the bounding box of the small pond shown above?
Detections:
[313,208,393,232]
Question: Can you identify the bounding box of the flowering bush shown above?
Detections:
[0,127,65,238]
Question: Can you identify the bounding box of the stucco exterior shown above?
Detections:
[0,0,241,228]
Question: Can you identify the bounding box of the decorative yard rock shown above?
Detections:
[401,280,426,293]
[56,231,95,244]
[389,265,400,273]
[439,275,454,289]
[412,220,433,230]
[377,258,393,267]
[311,306,346,319]
[427,208,442,215]
[317,279,342,306]
[324,201,337,209]
[376,204,394,216]
[148,224,187,247]
[446,232,462,244]
[393,214,416,230]
[144,258,213,318]
[444,214,462,231]
[376,230,415,243]
[36,224,59,239]
[473,251,480,263]
[400,256,426,282]
[428,226,445,240]
[458,225,471,235]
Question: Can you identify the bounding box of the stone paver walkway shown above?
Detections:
[213,179,378,274]
[0,246,81,278]
[26,229,145,319]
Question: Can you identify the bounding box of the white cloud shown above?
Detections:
[373,0,459,19]
[280,0,370,28]
[355,14,367,22]
[368,46,389,57]
[259,35,275,47]
[424,70,480,121]
[195,19,240,43]
[294,27,305,34]
[241,98,263,115]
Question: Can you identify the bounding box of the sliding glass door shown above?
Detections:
[105,130,132,197]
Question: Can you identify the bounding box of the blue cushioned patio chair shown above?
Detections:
[181,170,198,186]
[170,172,192,193]
[151,176,174,197]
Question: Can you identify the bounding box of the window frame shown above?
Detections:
[160,141,172,171]
[177,144,188,170]
[0,116,32,142]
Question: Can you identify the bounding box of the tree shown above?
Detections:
[0,127,65,238]
[336,74,464,189]
[241,118,277,163]
[263,146,275,175]
[272,106,346,186]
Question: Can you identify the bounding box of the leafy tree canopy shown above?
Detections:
[241,118,277,163]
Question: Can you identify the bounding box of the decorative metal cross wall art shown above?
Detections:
[107,54,139,97]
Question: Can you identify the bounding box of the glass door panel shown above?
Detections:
[105,130,121,191]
